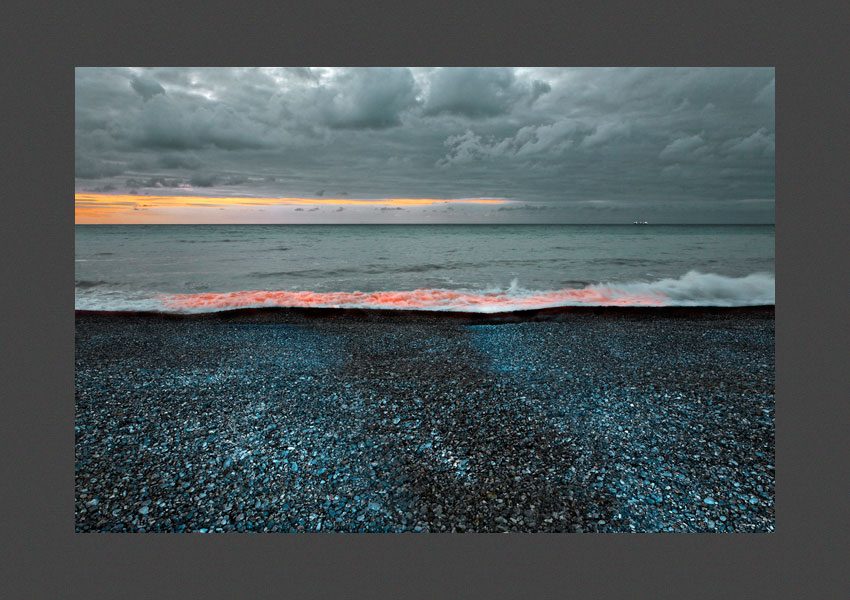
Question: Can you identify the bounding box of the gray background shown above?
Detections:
[3,0,849,598]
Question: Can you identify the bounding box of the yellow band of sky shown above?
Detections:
[75,193,508,223]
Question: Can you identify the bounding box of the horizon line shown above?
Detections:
[75,222,776,226]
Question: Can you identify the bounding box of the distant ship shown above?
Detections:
[633,220,649,225]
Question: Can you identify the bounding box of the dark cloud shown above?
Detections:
[85,183,116,193]
[315,68,418,129]
[75,67,775,223]
[189,173,218,187]
[130,75,165,101]
[423,68,549,117]
[125,176,183,188]
[75,156,126,179]
[659,133,708,162]
[126,96,272,150]
[120,173,250,190]
[157,153,202,170]
[723,128,774,158]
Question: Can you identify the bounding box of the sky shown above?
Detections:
[75,67,774,224]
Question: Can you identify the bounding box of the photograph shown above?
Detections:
[75,67,775,533]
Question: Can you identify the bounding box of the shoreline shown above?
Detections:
[75,304,774,324]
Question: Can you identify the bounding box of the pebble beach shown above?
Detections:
[75,307,774,533]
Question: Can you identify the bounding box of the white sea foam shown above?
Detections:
[582,271,775,307]
[75,271,775,313]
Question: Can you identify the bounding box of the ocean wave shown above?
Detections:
[249,259,575,280]
[76,271,774,313]
[75,279,114,289]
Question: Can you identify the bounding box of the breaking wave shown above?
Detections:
[75,271,774,313]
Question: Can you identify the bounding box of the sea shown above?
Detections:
[75,224,775,313]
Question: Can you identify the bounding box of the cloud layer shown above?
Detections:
[76,67,775,223]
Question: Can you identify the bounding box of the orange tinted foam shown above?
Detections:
[162,287,667,312]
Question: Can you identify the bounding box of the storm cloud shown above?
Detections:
[75,67,775,223]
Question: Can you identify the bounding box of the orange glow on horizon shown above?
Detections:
[75,193,509,223]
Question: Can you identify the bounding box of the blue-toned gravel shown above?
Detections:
[75,308,774,532]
